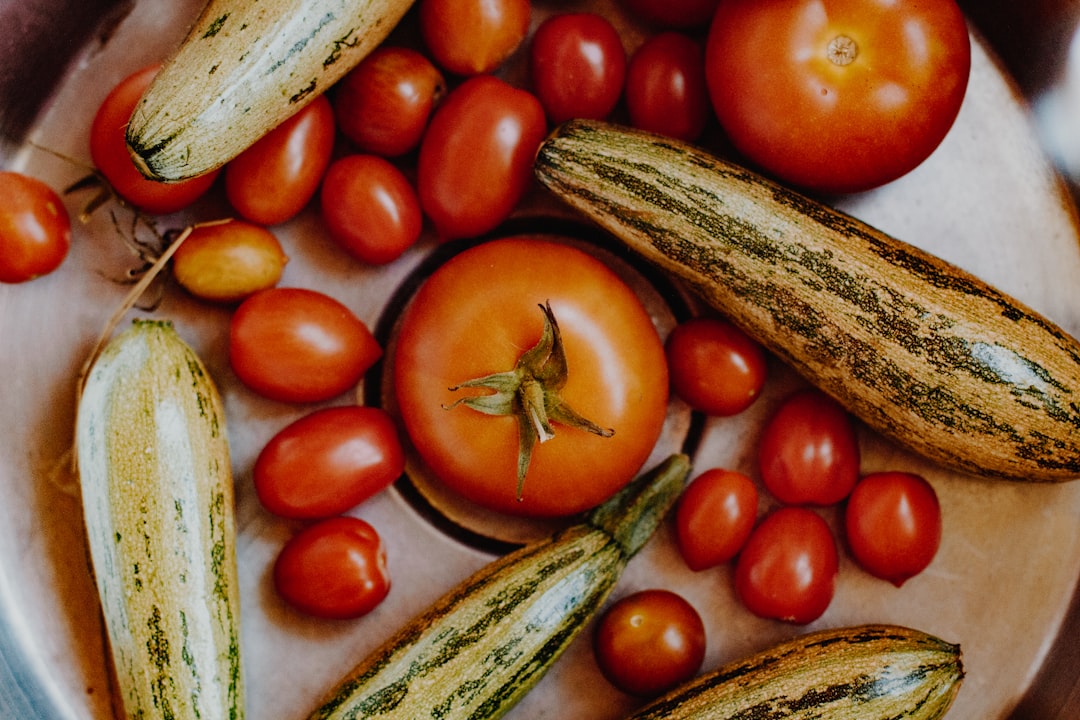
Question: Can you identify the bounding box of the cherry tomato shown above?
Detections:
[254,406,404,519]
[675,468,758,571]
[419,0,530,75]
[705,0,971,194]
[0,171,71,283]
[757,389,860,506]
[593,589,706,697]
[224,94,335,226]
[845,471,942,587]
[333,46,446,157]
[171,220,288,303]
[620,0,720,29]
[273,516,390,619]
[734,507,838,624]
[229,287,382,403]
[529,13,626,124]
[320,154,422,266]
[90,65,219,214]
[416,76,546,241]
[393,237,669,517]
[625,32,709,142]
[665,316,767,417]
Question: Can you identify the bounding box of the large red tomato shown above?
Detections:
[705,0,971,193]
[392,237,669,517]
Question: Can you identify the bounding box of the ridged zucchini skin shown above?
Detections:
[76,319,244,719]
[306,453,691,720]
[535,119,1080,483]
[126,0,416,181]
[626,624,963,720]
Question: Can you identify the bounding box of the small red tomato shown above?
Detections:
[320,154,423,265]
[625,32,709,143]
[273,516,390,619]
[419,0,530,75]
[619,0,720,28]
[333,46,446,157]
[594,589,706,697]
[229,287,382,403]
[417,76,546,241]
[0,171,71,283]
[225,94,335,226]
[665,316,767,416]
[675,468,758,571]
[734,507,838,624]
[529,13,626,124]
[757,389,860,506]
[845,471,942,587]
[171,220,288,303]
[90,65,219,214]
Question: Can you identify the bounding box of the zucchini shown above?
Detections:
[306,453,691,720]
[126,0,416,181]
[76,319,244,719]
[626,624,963,720]
[534,119,1080,483]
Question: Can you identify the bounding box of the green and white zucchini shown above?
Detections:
[535,119,1080,483]
[126,0,416,181]
[76,319,244,719]
[625,624,963,719]
[306,453,691,720]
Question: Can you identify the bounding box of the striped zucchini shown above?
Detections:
[625,624,963,720]
[535,119,1080,483]
[76,319,244,719]
[126,0,416,181]
[306,453,691,720]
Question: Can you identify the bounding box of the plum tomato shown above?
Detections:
[273,516,390,619]
[593,589,706,697]
[529,13,626,124]
[171,219,288,303]
[757,388,860,506]
[224,94,335,226]
[392,236,669,517]
[665,316,767,416]
[734,506,838,624]
[333,46,446,157]
[320,154,422,266]
[619,0,720,29]
[416,76,546,241]
[675,468,758,571]
[419,0,530,76]
[90,65,219,214]
[229,287,382,404]
[845,471,942,587]
[705,0,971,194]
[254,405,405,519]
[0,171,71,283]
[625,32,710,143]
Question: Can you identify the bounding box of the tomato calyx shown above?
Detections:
[444,301,615,499]
[827,35,858,67]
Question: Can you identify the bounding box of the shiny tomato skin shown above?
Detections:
[757,389,860,506]
[845,471,942,587]
[224,94,335,226]
[273,516,390,619]
[0,172,71,283]
[254,406,405,519]
[665,316,767,416]
[333,46,446,157]
[320,154,423,266]
[393,237,669,517]
[675,468,758,571]
[171,220,288,303]
[419,0,530,75]
[90,65,219,214]
[705,0,971,193]
[625,32,710,142]
[594,589,706,697]
[734,507,838,624]
[229,287,382,403]
[620,0,720,29]
[529,13,626,124]
[417,76,546,241]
